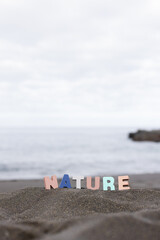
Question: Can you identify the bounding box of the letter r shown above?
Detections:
[103,177,115,191]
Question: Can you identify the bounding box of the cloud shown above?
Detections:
[0,0,160,127]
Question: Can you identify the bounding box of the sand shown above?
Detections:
[0,174,160,240]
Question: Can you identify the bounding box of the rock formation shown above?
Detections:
[129,130,160,142]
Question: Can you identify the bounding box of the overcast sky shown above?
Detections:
[0,0,160,127]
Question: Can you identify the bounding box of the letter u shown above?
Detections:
[86,177,100,190]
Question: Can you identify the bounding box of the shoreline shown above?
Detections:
[0,173,160,193]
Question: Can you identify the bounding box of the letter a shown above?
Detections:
[59,174,71,188]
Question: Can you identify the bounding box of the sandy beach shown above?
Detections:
[1,0,160,239]
[0,173,160,240]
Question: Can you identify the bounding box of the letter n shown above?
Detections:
[44,176,58,190]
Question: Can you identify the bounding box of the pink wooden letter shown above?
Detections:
[86,176,100,190]
[44,176,58,190]
[118,175,130,190]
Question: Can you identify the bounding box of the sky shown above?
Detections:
[0,0,160,127]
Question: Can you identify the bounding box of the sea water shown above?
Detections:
[0,127,159,179]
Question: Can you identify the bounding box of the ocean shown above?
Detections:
[0,127,159,179]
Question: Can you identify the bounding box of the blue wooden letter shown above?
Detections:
[59,174,72,188]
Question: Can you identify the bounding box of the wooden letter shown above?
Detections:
[86,176,100,190]
[72,176,84,189]
[59,174,72,188]
[118,175,130,190]
[103,177,115,191]
[44,176,58,190]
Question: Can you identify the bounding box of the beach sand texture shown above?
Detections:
[0,174,160,240]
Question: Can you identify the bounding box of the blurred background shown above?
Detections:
[0,0,160,179]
